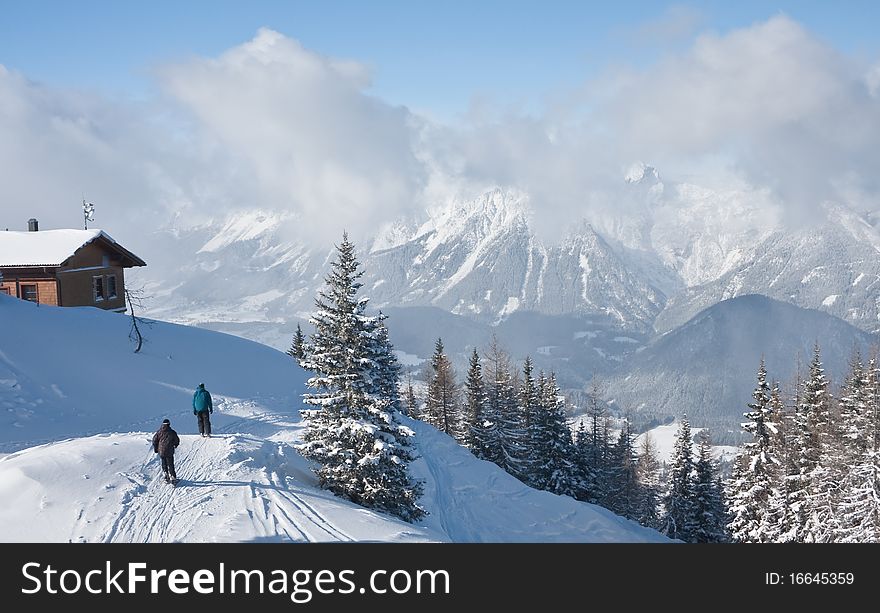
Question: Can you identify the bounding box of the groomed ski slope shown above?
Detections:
[0,296,666,542]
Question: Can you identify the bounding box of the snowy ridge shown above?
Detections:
[132,181,880,352]
[140,210,317,329]
[646,182,778,288]
[363,191,666,329]
[826,202,880,254]
[197,210,287,254]
[656,204,880,334]
[135,187,669,341]
[624,162,661,185]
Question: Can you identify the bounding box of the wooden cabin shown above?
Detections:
[0,219,146,311]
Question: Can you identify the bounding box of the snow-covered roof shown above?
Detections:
[0,229,122,267]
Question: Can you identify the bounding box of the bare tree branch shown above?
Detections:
[125,287,152,353]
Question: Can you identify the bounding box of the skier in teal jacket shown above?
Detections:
[193,383,213,437]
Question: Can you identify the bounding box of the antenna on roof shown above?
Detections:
[83,199,96,230]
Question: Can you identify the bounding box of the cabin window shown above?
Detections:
[0,286,10,295]
[93,276,104,302]
[102,255,109,267]
[21,284,38,302]
[106,274,117,299]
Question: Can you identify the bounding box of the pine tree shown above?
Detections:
[484,338,527,479]
[692,431,730,542]
[425,338,462,440]
[635,433,662,529]
[464,347,496,458]
[873,356,880,456]
[519,356,540,485]
[298,233,424,522]
[727,358,780,542]
[838,352,870,468]
[572,417,591,501]
[531,373,578,497]
[663,414,696,542]
[287,323,306,361]
[402,374,420,419]
[756,381,794,541]
[578,381,610,504]
[836,354,880,542]
[607,417,640,520]
[370,315,402,412]
[799,344,837,542]
[786,356,811,541]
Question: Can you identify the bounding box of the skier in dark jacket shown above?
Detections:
[193,383,213,437]
[152,419,180,484]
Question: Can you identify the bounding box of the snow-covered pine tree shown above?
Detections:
[663,414,696,542]
[531,372,578,497]
[403,374,420,419]
[837,352,870,471]
[757,381,792,541]
[799,344,838,542]
[370,315,402,413]
[464,347,496,458]
[635,433,662,529]
[727,358,780,542]
[425,338,462,440]
[692,431,730,542]
[519,356,540,485]
[298,232,425,522]
[872,356,880,455]
[484,338,527,480]
[601,417,613,489]
[572,417,591,501]
[607,417,640,521]
[578,381,610,505]
[784,358,811,541]
[287,323,306,361]
[531,371,550,487]
[836,354,880,542]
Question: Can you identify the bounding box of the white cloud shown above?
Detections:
[1,18,878,253]
[0,67,171,236]
[620,16,880,214]
[1,30,431,249]
[434,16,880,229]
[156,28,428,244]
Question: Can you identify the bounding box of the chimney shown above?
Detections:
[27,218,38,232]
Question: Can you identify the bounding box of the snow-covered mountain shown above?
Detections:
[655,203,880,334]
[365,190,665,329]
[0,295,665,542]
[590,165,779,293]
[137,189,667,338]
[605,294,878,443]
[138,209,321,329]
[126,178,880,436]
[132,172,880,347]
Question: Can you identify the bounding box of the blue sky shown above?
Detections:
[2,1,878,117]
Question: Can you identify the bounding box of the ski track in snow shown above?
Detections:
[7,398,665,543]
[66,401,358,543]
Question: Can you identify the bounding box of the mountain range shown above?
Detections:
[132,169,880,437]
